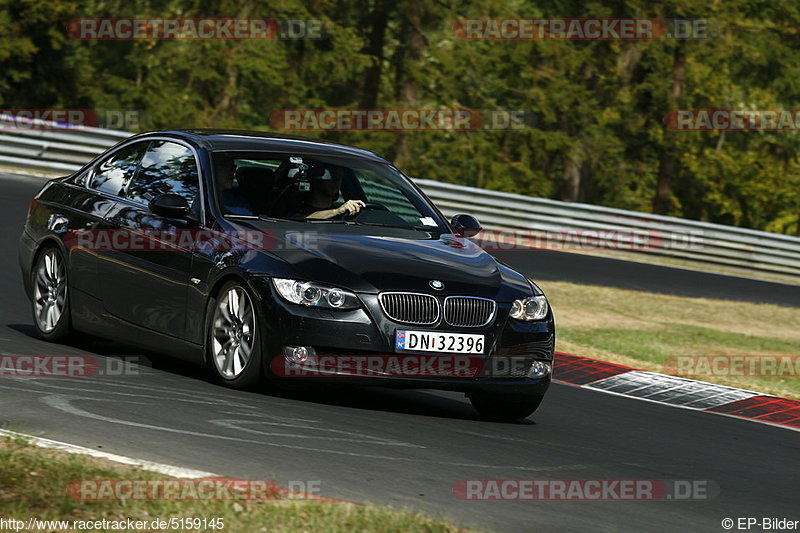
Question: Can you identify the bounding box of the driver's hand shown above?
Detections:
[336,200,366,216]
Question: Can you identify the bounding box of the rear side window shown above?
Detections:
[89,143,145,196]
[126,141,200,206]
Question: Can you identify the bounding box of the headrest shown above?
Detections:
[235,166,275,190]
[307,165,328,179]
[286,165,327,180]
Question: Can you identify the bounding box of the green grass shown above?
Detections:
[539,281,800,399]
[559,324,800,364]
[0,438,470,533]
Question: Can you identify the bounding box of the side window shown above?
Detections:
[89,143,145,196]
[126,141,200,206]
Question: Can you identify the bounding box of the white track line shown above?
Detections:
[0,428,217,478]
[556,366,800,433]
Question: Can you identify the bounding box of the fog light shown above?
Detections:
[527,360,551,378]
[284,345,316,365]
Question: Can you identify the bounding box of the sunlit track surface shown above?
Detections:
[1,172,799,532]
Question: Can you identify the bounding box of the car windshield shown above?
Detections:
[211,152,447,232]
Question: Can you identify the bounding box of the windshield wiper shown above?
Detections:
[256,215,356,224]
[349,221,426,231]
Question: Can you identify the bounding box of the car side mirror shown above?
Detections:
[451,214,482,237]
[150,193,190,219]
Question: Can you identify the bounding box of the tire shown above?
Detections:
[204,280,263,390]
[469,394,544,421]
[31,245,72,342]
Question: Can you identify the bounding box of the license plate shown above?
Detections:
[395,330,485,354]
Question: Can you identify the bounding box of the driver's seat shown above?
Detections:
[235,166,275,214]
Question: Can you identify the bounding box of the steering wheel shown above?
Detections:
[341,202,389,219]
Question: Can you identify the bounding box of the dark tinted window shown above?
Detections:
[209,152,443,231]
[212,155,282,215]
[126,141,199,206]
[89,143,145,195]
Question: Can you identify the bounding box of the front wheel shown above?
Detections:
[31,246,72,341]
[205,281,262,389]
[469,394,544,421]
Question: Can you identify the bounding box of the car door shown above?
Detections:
[98,139,202,340]
[67,142,146,309]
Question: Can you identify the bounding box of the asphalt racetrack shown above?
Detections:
[1,172,798,532]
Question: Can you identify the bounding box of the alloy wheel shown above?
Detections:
[33,249,67,333]
[211,286,256,379]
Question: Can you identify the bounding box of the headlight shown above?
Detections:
[509,295,549,321]
[272,278,360,310]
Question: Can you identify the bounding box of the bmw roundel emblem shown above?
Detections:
[429,280,445,290]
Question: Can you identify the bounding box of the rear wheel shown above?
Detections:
[205,281,262,389]
[469,394,544,421]
[31,246,71,341]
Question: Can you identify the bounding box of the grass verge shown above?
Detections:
[540,281,800,399]
[0,437,468,533]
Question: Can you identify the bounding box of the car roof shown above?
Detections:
[127,130,390,163]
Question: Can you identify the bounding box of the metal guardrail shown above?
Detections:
[417,179,800,278]
[1,115,799,281]
[0,113,129,172]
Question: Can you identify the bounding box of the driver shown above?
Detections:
[300,167,365,219]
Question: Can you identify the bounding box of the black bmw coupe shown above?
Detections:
[19,130,555,420]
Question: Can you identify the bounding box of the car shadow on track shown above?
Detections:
[6,323,537,424]
[271,385,532,424]
[6,323,210,381]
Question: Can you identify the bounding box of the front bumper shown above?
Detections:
[251,278,555,398]
[271,373,551,399]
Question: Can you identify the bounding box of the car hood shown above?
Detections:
[231,222,532,299]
